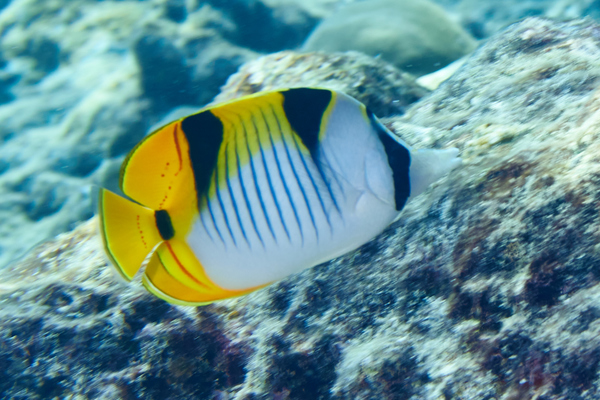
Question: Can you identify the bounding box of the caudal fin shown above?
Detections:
[409,147,461,198]
[98,188,164,280]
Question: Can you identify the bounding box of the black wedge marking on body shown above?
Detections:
[214,159,237,246]
[235,121,264,247]
[180,110,223,199]
[282,88,332,157]
[258,108,291,241]
[367,110,411,211]
[155,210,175,240]
[225,142,249,246]
[268,104,304,242]
[282,88,340,215]
[246,113,276,242]
[275,110,319,239]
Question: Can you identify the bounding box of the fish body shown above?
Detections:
[99,88,460,305]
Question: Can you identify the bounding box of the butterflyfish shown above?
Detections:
[98,88,461,306]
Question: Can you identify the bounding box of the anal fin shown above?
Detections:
[142,251,214,306]
[144,241,260,305]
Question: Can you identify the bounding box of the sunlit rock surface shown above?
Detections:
[4,16,600,400]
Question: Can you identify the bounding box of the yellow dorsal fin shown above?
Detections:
[98,188,163,280]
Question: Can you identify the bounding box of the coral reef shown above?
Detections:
[3,16,600,399]
[302,0,477,76]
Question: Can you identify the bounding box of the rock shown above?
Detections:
[5,15,600,400]
[215,50,429,117]
[416,57,467,90]
[302,0,477,76]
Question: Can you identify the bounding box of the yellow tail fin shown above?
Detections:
[98,188,163,280]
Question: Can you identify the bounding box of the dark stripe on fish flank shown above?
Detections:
[180,110,223,199]
[325,166,343,213]
[282,88,332,157]
[274,109,319,240]
[290,133,333,233]
[312,156,342,217]
[258,108,291,242]
[246,113,277,242]
[367,109,411,211]
[268,104,304,243]
[225,141,250,246]
[206,191,225,244]
[214,158,237,247]
[198,205,215,242]
[235,120,264,247]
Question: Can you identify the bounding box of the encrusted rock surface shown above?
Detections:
[4,16,600,400]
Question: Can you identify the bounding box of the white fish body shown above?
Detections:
[98,88,461,305]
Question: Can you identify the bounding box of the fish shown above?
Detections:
[98,88,461,306]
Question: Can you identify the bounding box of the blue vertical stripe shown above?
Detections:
[258,108,291,242]
[234,121,265,247]
[214,157,237,247]
[246,113,277,242]
[274,109,319,240]
[267,105,304,243]
[225,141,250,246]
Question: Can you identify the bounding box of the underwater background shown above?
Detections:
[3,0,600,398]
